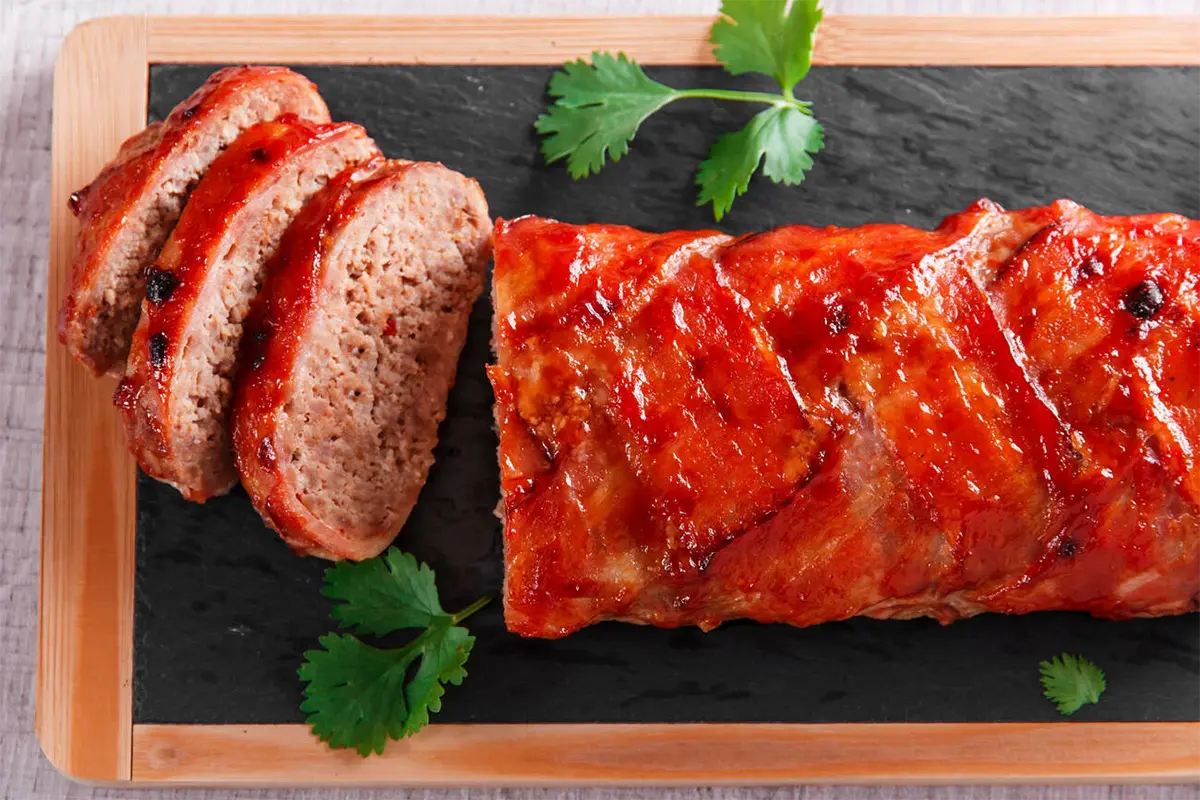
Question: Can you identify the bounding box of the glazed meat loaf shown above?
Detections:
[117,117,379,501]
[491,201,1199,638]
[59,66,330,376]
[233,159,492,560]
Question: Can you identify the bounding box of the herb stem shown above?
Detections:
[672,87,809,109]
[452,595,491,624]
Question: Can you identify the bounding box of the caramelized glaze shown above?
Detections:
[491,200,1199,638]
[116,117,375,500]
[59,66,328,375]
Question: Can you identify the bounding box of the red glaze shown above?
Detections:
[117,117,377,501]
[59,66,329,375]
[490,200,1200,638]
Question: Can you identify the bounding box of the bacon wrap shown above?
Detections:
[489,200,1200,639]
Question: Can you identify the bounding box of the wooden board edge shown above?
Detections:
[37,14,146,785]
[131,722,1200,786]
[40,10,1200,788]
[143,14,1200,65]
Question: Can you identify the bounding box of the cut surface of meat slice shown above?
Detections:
[59,66,330,376]
[116,117,380,501]
[490,202,1200,638]
[232,159,492,560]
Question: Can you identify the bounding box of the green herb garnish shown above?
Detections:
[299,548,489,756]
[535,0,825,221]
[1039,653,1107,716]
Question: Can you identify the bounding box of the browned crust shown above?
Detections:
[58,66,330,376]
[232,160,492,559]
[117,119,379,501]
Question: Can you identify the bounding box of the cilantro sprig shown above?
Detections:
[536,0,825,221]
[299,548,489,756]
[1039,653,1107,716]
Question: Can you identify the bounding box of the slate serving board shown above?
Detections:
[135,64,1200,727]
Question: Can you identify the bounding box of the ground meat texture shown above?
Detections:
[117,118,380,502]
[232,160,492,560]
[58,66,330,376]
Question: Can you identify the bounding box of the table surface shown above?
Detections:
[3,1,1198,798]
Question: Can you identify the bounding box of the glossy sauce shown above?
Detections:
[116,117,360,415]
[491,201,1200,638]
[59,66,329,376]
[114,117,372,493]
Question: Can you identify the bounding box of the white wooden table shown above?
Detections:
[2,0,1197,797]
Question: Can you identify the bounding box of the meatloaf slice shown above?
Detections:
[116,118,380,501]
[232,160,492,560]
[60,66,330,376]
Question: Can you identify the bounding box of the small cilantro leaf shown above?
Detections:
[1039,653,1107,716]
[710,0,824,92]
[324,548,445,636]
[535,52,679,179]
[695,105,823,220]
[299,633,417,756]
[300,548,487,756]
[402,624,474,736]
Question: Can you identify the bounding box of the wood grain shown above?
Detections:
[40,12,1200,787]
[131,723,1200,785]
[144,15,1200,65]
[37,15,146,783]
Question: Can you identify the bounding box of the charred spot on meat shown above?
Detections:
[145,269,179,304]
[148,332,169,367]
[1075,254,1104,283]
[1123,280,1164,320]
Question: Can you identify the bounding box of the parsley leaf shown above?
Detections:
[696,105,824,221]
[299,548,488,756]
[710,0,824,93]
[535,53,678,179]
[1039,653,1107,716]
[535,0,826,220]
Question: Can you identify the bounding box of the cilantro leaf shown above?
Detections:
[299,633,417,756]
[299,622,474,756]
[695,104,824,220]
[402,623,474,735]
[535,52,679,179]
[710,0,823,93]
[299,547,488,756]
[1039,653,1107,716]
[324,548,445,636]
[535,0,828,219]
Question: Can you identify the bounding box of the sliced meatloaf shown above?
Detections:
[60,66,330,376]
[116,118,380,501]
[232,159,492,560]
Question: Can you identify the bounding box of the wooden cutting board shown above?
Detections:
[39,14,1200,787]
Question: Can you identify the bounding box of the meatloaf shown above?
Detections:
[233,159,492,560]
[59,66,330,376]
[116,118,379,501]
[489,200,1199,638]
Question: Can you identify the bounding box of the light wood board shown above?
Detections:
[39,13,1200,787]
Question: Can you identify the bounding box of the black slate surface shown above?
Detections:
[135,64,1200,726]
